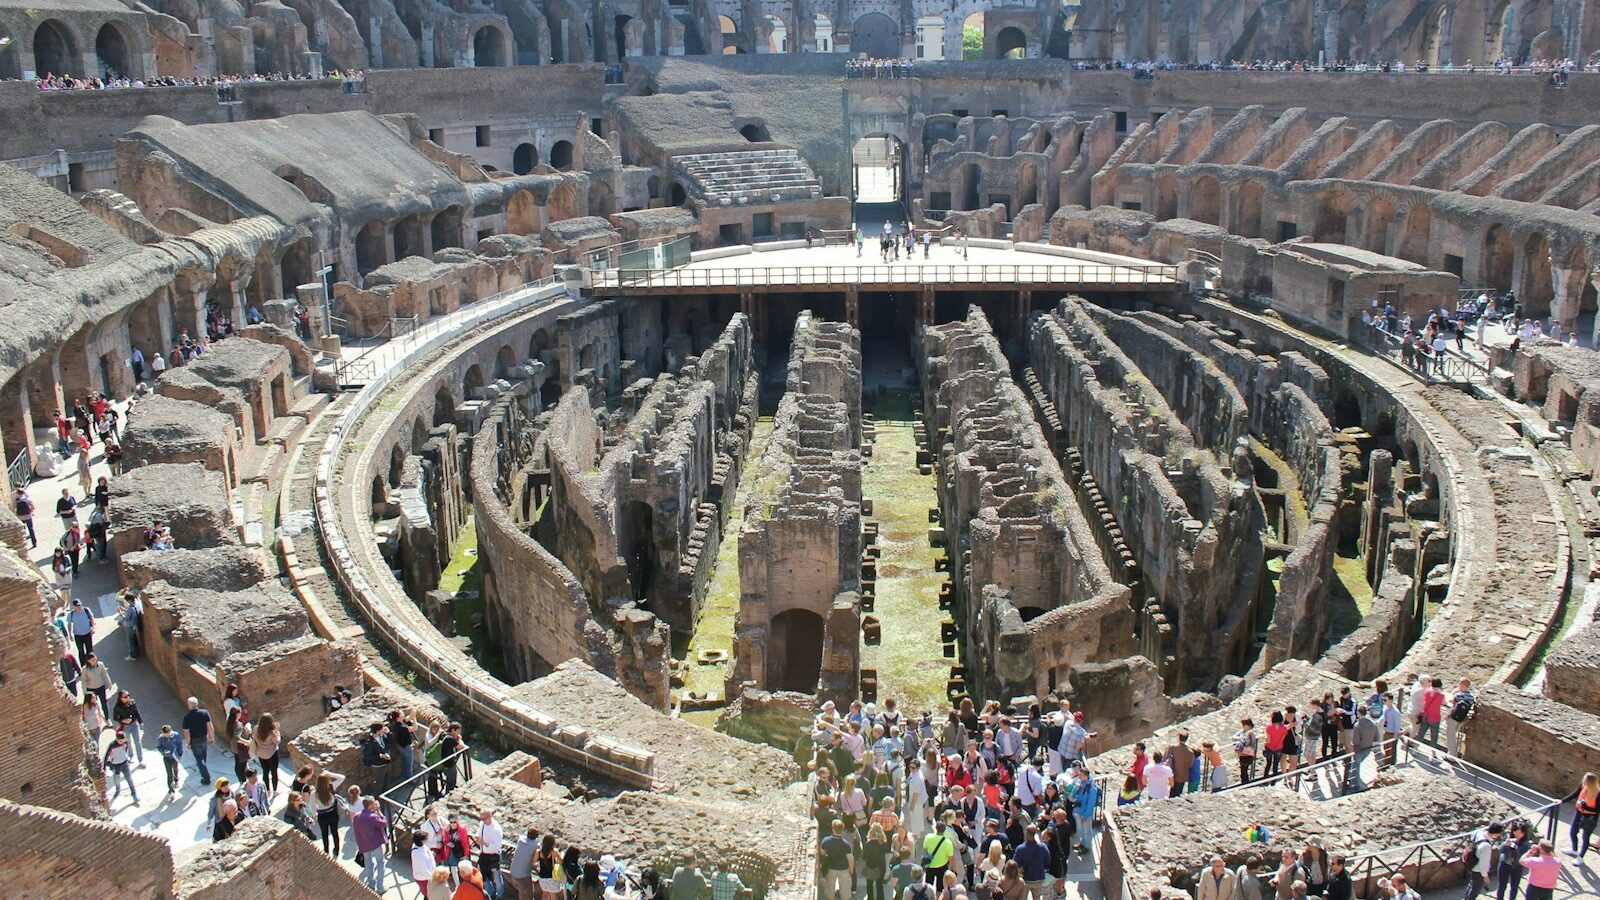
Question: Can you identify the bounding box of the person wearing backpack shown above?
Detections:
[901,867,933,900]
[1445,679,1475,756]
[1463,822,1503,900]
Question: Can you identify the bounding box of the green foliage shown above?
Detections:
[963,25,983,60]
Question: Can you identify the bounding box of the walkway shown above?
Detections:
[675,415,776,726]
[857,350,947,713]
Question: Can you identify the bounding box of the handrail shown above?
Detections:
[8,447,31,488]
[378,747,473,848]
[335,273,565,387]
[590,262,1179,290]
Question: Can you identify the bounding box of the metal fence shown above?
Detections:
[1353,320,1488,384]
[7,448,30,488]
[378,747,473,849]
[591,262,1179,290]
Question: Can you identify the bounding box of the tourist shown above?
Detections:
[104,731,139,805]
[863,822,891,900]
[1012,825,1050,899]
[412,832,437,897]
[472,808,505,896]
[509,827,539,900]
[1388,874,1420,900]
[1521,839,1562,899]
[1142,751,1173,800]
[1197,855,1238,900]
[1445,678,1475,755]
[240,769,269,816]
[1236,856,1265,900]
[1055,712,1089,773]
[312,771,347,855]
[183,696,216,785]
[52,548,73,603]
[456,860,488,900]
[1068,766,1099,851]
[1347,705,1380,792]
[81,652,111,718]
[1418,677,1446,749]
[671,851,709,900]
[213,799,241,840]
[1379,693,1404,768]
[430,866,455,900]
[68,598,94,661]
[1494,820,1531,900]
[923,817,957,886]
[440,811,472,870]
[284,793,317,842]
[1463,822,1503,899]
[13,485,35,548]
[1164,733,1197,796]
[353,797,391,891]
[1560,771,1599,861]
[156,724,184,799]
[1234,718,1258,782]
[250,712,283,795]
[1298,839,1330,896]
[535,833,563,900]
[111,689,146,766]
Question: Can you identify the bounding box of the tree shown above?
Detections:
[963,25,983,60]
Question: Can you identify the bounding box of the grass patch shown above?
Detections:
[438,513,507,681]
[859,385,950,715]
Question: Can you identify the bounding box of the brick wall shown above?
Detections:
[218,636,363,738]
[178,815,378,899]
[0,551,101,816]
[0,798,173,897]
[1461,685,1600,798]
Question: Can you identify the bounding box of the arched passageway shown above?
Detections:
[95,22,133,78]
[33,20,80,78]
[473,26,507,66]
[851,12,899,58]
[768,608,825,692]
[549,140,574,171]
[995,26,1027,59]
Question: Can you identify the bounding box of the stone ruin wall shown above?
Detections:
[1029,298,1255,691]
[473,392,668,708]
[476,313,755,709]
[730,312,863,704]
[1103,307,1346,673]
[920,307,1136,706]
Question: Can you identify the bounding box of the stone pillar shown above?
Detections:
[818,593,861,707]
[1551,261,1586,338]
[175,276,209,341]
[369,18,384,66]
[420,24,435,67]
[845,289,859,328]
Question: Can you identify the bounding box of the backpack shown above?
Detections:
[1462,838,1483,869]
[1450,695,1474,723]
[360,736,385,767]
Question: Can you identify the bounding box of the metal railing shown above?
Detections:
[378,747,473,849]
[590,262,1179,290]
[335,274,566,388]
[8,448,31,488]
[391,316,418,339]
[1354,320,1487,384]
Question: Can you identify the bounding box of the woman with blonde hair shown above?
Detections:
[838,773,869,845]
[428,865,453,900]
[1562,771,1600,860]
[975,841,1005,885]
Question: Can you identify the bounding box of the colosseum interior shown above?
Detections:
[3,0,1600,896]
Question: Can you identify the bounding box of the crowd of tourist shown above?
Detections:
[1360,287,1590,379]
[24,69,366,94]
[1081,57,1596,77]
[799,669,1600,900]
[807,695,1102,900]
[847,58,916,79]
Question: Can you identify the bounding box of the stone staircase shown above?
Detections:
[673,149,824,205]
